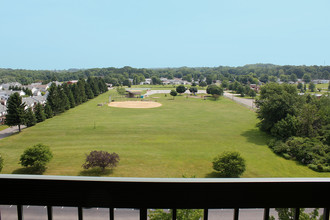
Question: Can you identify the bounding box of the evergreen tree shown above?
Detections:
[77,79,87,102]
[72,84,82,105]
[67,88,75,108]
[47,83,62,115]
[5,93,26,132]
[44,104,53,119]
[25,107,37,127]
[58,85,70,111]
[88,77,100,96]
[64,84,75,108]
[85,83,94,99]
[34,103,46,123]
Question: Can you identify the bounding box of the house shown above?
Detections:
[0,104,7,125]
[32,96,47,105]
[67,80,78,85]
[22,97,36,109]
[0,90,26,99]
[250,84,260,92]
[0,82,22,90]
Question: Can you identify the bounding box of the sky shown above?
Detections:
[0,0,330,70]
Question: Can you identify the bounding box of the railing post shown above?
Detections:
[17,205,23,220]
[233,208,239,220]
[204,208,208,220]
[109,208,114,220]
[78,207,83,220]
[47,206,53,220]
[263,208,270,220]
[324,208,330,220]
[294,208,300,220]
[140,208,147,220]
[172,209,177,220]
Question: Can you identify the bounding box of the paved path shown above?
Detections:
[144,89,206,96]
[145,90,256,110]
[0,125,26,140]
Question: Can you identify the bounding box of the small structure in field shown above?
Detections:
[126,90,141,98]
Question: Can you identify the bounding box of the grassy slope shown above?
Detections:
[1,91,330,177]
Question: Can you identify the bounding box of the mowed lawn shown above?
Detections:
[1,91,330,177]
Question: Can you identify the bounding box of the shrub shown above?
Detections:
[0,153,3,172]
[212,151,246,177]
[20,144,53,171]
[83,150,119,171]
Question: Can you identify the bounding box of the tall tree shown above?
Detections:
[25,107,37,127]
[5,93,26,132]
[34,103,46,123]
[47,83,62,115]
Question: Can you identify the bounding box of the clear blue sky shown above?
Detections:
[1,0,330,70]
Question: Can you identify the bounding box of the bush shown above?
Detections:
[20,144,53,171]
[0,153,3,172]
[212,151,246,177]
[83,150,119,171]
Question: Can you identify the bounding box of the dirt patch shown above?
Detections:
[108,101,162,109]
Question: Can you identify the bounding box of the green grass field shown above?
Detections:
[1,90,330,177]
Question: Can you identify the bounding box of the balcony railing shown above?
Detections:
[0,175,330,220]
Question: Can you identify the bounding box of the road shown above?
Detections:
[0,125,26,140]
[0,205,281,220]
[223,92,255,110]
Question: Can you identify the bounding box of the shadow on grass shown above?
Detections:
[240,128,270,146]
[205,171,226,178]
[205,172,241,178]
[12,167,44,175]
[79,167,113,176]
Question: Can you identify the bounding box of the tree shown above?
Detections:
[290,73,298,82]
[149,209,203,220]
[199,81,207,87]
[47,83,62,115]
[271,208,322,220]
[20,144,53,171]
[82,150,119,171]
[5,92,26,132]
[176,85,186,94]
[170,90,177,99]
[303,74,312,83]
[255,83,302,132]
[248,89,257,98]
[189,87,198,95]
[116,87,126,96]
[212,151,246,177]
[328,81,330,90]
[206,85,223,100]
[44,104,53,119]
[0,153,3,172]
[25,107,37,127]
[34,103,46,123]
[309,82,316,92]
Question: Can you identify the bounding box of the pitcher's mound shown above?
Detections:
[108,101,162,109]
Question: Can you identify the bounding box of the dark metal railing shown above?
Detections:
[1,175,330,220]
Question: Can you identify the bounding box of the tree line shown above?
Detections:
[5,77,107,131]
[256,83,330,172]
[1,64,329,86]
